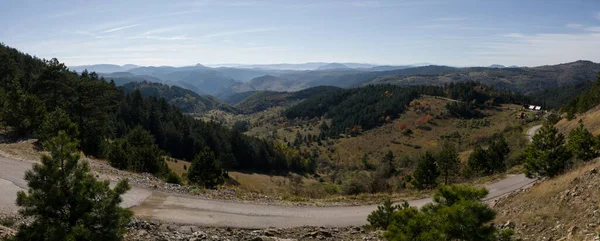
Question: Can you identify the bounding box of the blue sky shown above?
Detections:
[2,0,600,67]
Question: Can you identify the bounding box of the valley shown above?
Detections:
[2,1,600,238]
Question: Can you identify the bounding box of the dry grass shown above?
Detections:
[556,104,600,136]
[283,97,529,170]
[494,160,600,240]
[0,139,46,162]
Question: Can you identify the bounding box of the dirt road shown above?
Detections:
[0,125,541,228]
[0,155,534,228]
[131,173,533,228]
[526,124,543,142]
[0,157,151,213]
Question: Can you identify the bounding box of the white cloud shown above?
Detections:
[102,24,140,33]
[504,33,524,38]
[432,17,467,22]
[201,28,276,39]
[351,1,381,8]
[566,23,583,29]
[584,26,600,32]
[127,35,192,40]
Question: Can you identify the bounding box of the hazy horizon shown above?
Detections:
[2,0,600,67]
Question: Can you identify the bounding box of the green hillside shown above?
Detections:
[234,86,343,114]
[121,81,237,113]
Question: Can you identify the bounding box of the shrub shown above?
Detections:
[188,147,226,188]
[232,120,250,132]
[383,185,514,241]
[342,172,370,195]
[164,170,182,184]
[368,199,408,229]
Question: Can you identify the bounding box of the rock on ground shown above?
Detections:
[124,219,383,241]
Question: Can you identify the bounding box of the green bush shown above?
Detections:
[367,199,408,229]
[188,147,226,189]
[342,171,370,195]
[163,170,182,185]
[382,185,514,241]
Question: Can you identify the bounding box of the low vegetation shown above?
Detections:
[368,185,515,240]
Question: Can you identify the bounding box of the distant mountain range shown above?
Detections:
[72,60,600,102]
[69,64,140,73]
[365,60,600,94]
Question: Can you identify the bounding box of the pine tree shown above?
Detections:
[524,123,572,178]
[384,185,508,241]
[567,120,597,161]
[486,136,510,173]
[37,108,79,143]
[383,151,396,176]
[3,80,47,136]
[14,132,132,241]
[412,152,440,189]
[468,145,492,175]
[107,126,167,175]
[437,141,459,185]
[188,147,226,188]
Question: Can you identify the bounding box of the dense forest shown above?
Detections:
[0,44,309,176]
[285,82,528,137]
[562,73,600,117]
[121,81,237,113]
[528,80,593,110]
[232,86,342,114]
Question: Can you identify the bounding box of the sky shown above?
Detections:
[1,0,600,67]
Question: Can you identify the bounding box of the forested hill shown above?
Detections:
[0,43,311,175]
[365,60,600,94]
[121,81,238,113]
[231,86,343,114]
[562,73,600,116]
[285,82,528,137]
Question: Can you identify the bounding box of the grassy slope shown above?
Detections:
[262,96,529,168]
[556,104,600,136]
[190,96,540,202]
[493,160,600,240]
[493,104,600,240]
[235,96,536,187]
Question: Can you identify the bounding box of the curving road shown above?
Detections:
[0,125,541,228]
[130,174,533,228]
[526,124,543,142]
